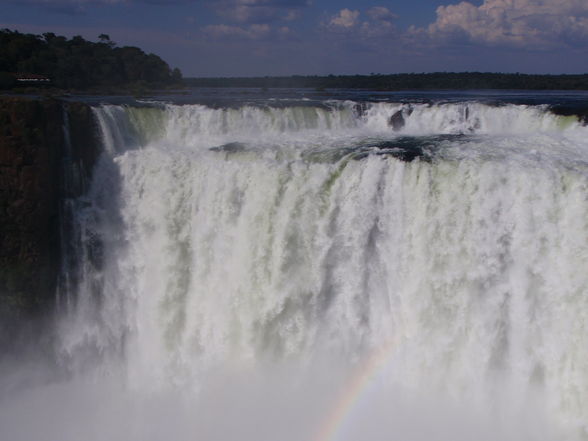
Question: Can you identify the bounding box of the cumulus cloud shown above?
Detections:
[328,9,360,29]
[423,0,588,48]
[326,7,397,38]
[366,6,397,22]
[212,0,310,23]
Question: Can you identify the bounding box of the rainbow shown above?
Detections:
[313,341,399,441]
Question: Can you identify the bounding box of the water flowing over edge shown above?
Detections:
[3,99,588,441]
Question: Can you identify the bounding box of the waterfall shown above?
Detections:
[3,99,588,441]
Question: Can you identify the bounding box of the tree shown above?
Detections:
[172,67,182,84]
[0,28,183,89]
[98,34,115,48]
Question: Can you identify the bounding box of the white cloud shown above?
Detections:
[423,0,588,48]
[328,9,360,29]
[360,19,396,38]
[202,23,272,39]
[326,7,397,38]
[212,0,310,23]
[366,6,397,21]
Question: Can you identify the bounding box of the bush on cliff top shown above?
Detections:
[0,29,183,90]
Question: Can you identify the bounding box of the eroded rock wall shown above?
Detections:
[0,97,99,348]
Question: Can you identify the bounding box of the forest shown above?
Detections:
[186,72,588,90]
[2,27,587,92]
[0,29,182,90]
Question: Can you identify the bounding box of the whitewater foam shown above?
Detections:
[3,98,588,441]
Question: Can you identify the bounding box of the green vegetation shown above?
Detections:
[0,29,183,91]
[186,72,588,90]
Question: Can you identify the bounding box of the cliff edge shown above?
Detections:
[0,96,100,348]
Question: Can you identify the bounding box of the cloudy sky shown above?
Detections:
[2,0,588,76]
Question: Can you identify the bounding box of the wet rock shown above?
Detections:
[349,136,451,163]
[67,102,101,190]
[353,102,369,118]
[389,110,405,131]
[210,142,248,153]
[351,146,427,163]
[0,96,100,349]
[389,107,413,131]
[0,98,63,325]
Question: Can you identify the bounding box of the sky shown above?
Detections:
[2,0,588,77]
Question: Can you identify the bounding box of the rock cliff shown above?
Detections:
[0,96,99,348]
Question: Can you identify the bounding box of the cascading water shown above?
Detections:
[2,96,588,441]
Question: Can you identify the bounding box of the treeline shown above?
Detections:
[0,29,182,90]
[186,72,588,90]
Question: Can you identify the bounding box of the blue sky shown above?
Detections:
[2,0,588,76]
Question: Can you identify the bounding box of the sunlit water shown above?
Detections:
[1,92,588,441]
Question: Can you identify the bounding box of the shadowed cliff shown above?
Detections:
[0,97,100,350]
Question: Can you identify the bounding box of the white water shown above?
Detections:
[2,101,588,441]
[93,101,583,150]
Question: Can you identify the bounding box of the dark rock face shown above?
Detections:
[389,110,405,131]
[66,102,101,195]
[0,97,99,349]
[389,108,414,132]
[0,98,63,320]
